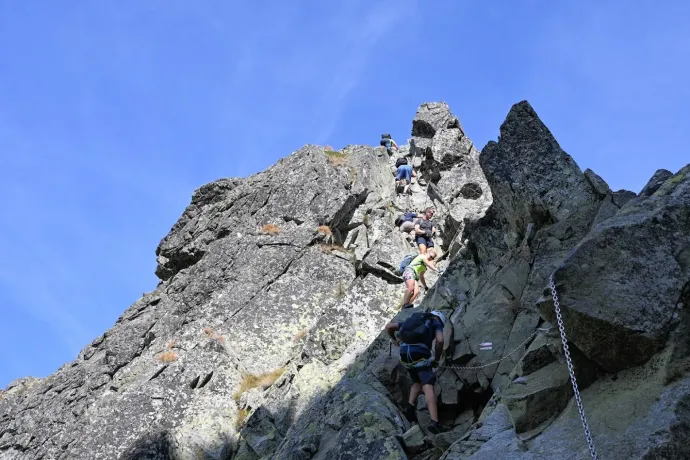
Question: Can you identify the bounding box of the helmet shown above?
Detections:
[430,310,446,326]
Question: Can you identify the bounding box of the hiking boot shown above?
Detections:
[427,420,443,435]
[403,403,417,423]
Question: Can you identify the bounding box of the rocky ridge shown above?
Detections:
[1,101,688,460]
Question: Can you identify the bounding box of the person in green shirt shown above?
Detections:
[400,249,439,308]
[380,134,398,154]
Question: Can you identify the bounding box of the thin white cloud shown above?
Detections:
[208,1,420,149]
[312,1,418,142]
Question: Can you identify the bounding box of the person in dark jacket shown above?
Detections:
[385,310,446,434]
[414,207,437,254]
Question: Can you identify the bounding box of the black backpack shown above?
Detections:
[395,157,408,167]
[394,214,405,226]
[399,312,435,345]
[381,133,391,139]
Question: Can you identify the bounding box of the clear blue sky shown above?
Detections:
[1,1,688,389]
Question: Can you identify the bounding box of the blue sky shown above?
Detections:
[1,1,688,388]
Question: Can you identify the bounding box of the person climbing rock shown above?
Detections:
[395,163,415,183]
[385,310,446,435]
[395,211,419,234]
[400,249,439,308]
[395,179,413,196]
[380,133,398,154]
[414,207,437,254]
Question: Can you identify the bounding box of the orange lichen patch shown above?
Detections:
[232,367,286,401]
[319,243,348,254]
[158,351,178,363]
[261,223,280,235]
[316,225,332,236]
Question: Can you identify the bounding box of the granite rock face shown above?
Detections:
[2,100,689,460]
[408,102,493,258]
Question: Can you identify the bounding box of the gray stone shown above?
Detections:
[437,369,461,404]
[412,102,462,138]
[590,194,620,228]
[539,165,690,372]
[584,168,611,198]
[271,378,409,460]
[480,101,601,238]
[503,347,597,435]
[639,168,674,197]
[403,424,427,450]
[612,189,637,207]
[240,407,284,457]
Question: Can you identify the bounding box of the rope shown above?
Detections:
[549,274,598,459]
[438,327,550,371]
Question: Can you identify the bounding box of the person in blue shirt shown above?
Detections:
[385,310,446,434]
[395,164,416,195]
[396,164,415,182]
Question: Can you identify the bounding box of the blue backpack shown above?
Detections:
[398,254,417,274]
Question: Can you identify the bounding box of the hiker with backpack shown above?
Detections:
[400,249,439,309]
[395,212,419,234]
[414,207,437,254]
[385,310,446,434]
[394,158,416,196]
[380,134,399,154]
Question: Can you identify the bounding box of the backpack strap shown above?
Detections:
[400,343,434,369]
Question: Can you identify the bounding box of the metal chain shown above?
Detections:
[549,274,599,460]
[439,327,546,371]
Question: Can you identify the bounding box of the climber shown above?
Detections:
[400,249,439,308]
[395,178,413,196]
[385,310,446,435]
[395,163,416,183]
[395,211,419,234]
[380,133,399,154]
[414,207,437,254]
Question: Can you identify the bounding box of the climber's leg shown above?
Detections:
[416,236,429,254]
[408,382,422,405]
[401,273,416,305]
[403,371,422,422]
[422,384,438,422]
[410,282,420,303]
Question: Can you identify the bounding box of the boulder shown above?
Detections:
[412,102,462,138]
[539,165,690,372]
[402,424,427,453]
[271,378,409,459]
[503,345,597,435]
[584,168,611,198]
[480,101,601,239]
[639,168,674,197]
